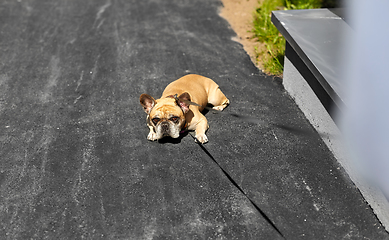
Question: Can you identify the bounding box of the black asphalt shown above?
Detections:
[0,0,388,239]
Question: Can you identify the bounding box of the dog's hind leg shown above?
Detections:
[208,87,230,111]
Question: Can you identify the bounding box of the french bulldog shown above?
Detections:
[140,74,230,143]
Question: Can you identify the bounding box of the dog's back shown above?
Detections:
[162,74,222,110]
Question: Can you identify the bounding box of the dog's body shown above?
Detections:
[140,74,229,143]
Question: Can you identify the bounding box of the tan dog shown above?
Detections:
[140,74,230,143]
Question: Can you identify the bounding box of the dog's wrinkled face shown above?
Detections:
[140,93,190,141]
[148,98,184,139]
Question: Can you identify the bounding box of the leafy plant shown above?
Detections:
[284,0,321,10]
[252,0,323,75]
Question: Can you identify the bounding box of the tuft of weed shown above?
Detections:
[252,0,323,76]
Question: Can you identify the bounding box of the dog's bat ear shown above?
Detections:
[140,94,156,114]
[177,92,191,113]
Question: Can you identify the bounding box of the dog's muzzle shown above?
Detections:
[160,121,171,136]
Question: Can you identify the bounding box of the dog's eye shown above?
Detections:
[170,116,179,123]
[152,118,160,125]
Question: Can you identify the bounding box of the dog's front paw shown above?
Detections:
[147,131,158,141]
[195,133,208,144]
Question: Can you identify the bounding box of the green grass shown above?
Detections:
[252,0,323,76]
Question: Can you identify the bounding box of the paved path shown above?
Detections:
[0,0,388,239]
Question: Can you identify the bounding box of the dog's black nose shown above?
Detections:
[160,121,170,132]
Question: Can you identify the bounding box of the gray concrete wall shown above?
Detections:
[283,50,389,232]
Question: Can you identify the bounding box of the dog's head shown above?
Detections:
[140,92,191,140]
